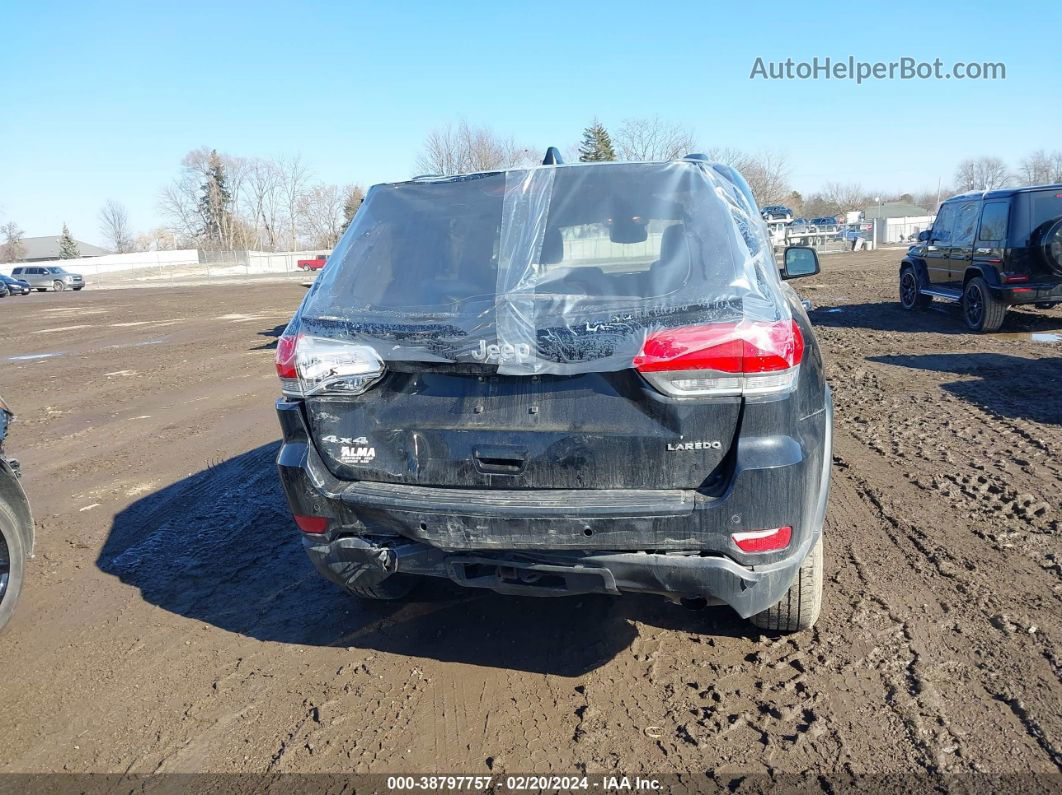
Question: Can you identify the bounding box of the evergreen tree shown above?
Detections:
[578,120,616,162]
[58,223,80,259]
[198,149,232,248]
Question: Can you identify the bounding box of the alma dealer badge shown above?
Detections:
[340,437,376,465]
[321,434,377,465]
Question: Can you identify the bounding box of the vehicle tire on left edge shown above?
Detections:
[0,500,26,633]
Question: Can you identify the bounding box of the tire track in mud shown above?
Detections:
[829,426,1061,773]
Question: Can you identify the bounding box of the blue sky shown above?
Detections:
[1,0,1059,246]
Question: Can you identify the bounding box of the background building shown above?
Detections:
[14,235,111,262]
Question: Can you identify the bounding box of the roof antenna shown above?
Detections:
[542,147,564,166]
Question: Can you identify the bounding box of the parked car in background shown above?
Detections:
[761,205,793,222]
[842,223,873,244]
[0,275,31,296]
[899,184,1062,331]
[297,254,328,271]
[274,155,832,633]
[0,282,8,298]
[10,266,84,292]
[810,217,839,231]
[0,394,32,632]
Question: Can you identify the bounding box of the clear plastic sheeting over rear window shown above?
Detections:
[298,160,789,375]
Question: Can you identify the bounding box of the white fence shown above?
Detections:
[0,248,332,286]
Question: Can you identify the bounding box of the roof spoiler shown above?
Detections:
[542,147,564,166]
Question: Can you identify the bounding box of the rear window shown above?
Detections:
[311,164,761,314]
[978,202,1008,242]
[300,161,784,375]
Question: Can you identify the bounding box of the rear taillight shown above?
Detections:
[275,333,300,388]
[731,526,792,553]
[275,333,385,398]
[634,319,804,398]
[1002,273,1029,284]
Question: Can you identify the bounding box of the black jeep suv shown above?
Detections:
[899,185,1062,331]
[274,155,832,632]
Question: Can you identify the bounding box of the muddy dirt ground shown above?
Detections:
[0,251,1059,787]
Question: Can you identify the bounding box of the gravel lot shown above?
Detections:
[0,251,1058,787]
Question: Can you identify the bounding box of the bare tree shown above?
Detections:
[911,187,952,214]
[98,199,132,253]
[613,117,697,161]
[0,222,25,262]
[415,121,532,176]
[341,184,365,232]
[160,147,214,244]
[279,154,312,249]
[954,156,1011,191]
[741,151,791,207]
[1018,149,1062,185]
[700,147,792,206]
[159,148,369,252]
[133,226,186,252]
[298,184,346,248]
[160,147,248,250]
[804,182,869,216]
[241,157,284,250]
[703,146,754,171]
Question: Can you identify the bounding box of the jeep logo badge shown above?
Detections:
[471,339,532,364]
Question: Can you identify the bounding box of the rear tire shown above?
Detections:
[962,276,1006,332]
[750,537,822,633]
[899,265,931,309]
[345,573,418,601]
[0,501,26,634]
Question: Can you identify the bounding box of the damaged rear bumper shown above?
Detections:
[301,533,820,618]
[276,394,831,618]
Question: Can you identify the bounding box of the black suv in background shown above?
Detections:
[274,155,832,633]
[899,185,1062,331]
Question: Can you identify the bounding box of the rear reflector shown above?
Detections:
[1002,273,1030,284]
[731,526,792,553]
[635,320,804,398]
[293,514,328,534]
